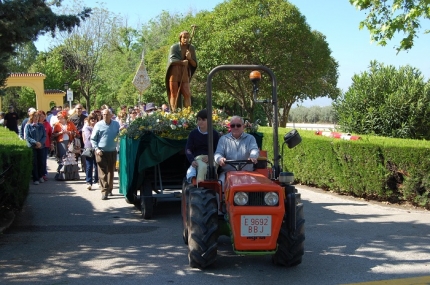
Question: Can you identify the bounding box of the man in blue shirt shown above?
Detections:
[91,109,120,200]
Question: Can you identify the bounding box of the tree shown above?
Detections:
[30,46,75,92]
[350,0,430,52]
[60,6,118,110]
[97,25,141,108]
[333,60,430,139]
[6,42,38,73]
[0,0,91,86]
[170,0,339,125]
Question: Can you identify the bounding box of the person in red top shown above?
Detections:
[52,111,78,163]
[38,110,53,181]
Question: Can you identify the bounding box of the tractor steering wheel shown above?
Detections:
[224,160,254,171]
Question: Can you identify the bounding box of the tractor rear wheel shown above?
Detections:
[188,188,219,269]
[272,193,305,267]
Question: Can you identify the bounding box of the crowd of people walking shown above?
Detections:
[3,102,169,199]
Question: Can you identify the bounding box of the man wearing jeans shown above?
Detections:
[91,109,120,200]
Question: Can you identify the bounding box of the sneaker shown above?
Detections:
[43,176,48,181]
[86,183,92,190]
[92,183,99,189]
[39,178,45,183]
[101,193,108,200]
[33,181,39,185]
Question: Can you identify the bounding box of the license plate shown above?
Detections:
[240,215,272,237]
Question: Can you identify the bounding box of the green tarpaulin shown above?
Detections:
[119,133,187,202]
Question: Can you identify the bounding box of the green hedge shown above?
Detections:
[259,127,430,209]
[0,128,32,215]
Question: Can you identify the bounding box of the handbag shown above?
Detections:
[68,138,81,154]
[82,147,94,157]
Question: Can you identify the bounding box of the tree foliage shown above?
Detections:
[30,46,75,90]
[60,6,120,110]
[0,0,91,86]
[6,42,38,73]
[350,0,430,52]
[289,105,336,124]
[333,61,430,139]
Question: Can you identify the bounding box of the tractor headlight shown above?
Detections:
[264,192,279,206]
[234,192,249,205]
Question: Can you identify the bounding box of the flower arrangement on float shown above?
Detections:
[120,107,231,140]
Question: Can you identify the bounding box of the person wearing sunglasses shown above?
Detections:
[214,116,259,187]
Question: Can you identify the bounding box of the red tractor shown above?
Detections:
[181,65,305,268]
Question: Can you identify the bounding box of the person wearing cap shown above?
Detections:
[4,106,19,134]
[19,107,37,139]
[145,102,157,115]
[185,109,220,183]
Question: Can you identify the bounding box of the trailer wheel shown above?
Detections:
[188,188,219,269]
[273,194,305,267]
[141,179,153,219]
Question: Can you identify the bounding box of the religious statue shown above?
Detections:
[165,30,197,112]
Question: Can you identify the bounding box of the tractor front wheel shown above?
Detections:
[188,188,219,269]
[272,193,305,267]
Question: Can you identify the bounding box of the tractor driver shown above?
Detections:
[214,115,259,188]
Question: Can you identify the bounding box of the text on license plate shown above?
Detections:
[240,215,271,237]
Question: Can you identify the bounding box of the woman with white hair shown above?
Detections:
[24,110,46,185]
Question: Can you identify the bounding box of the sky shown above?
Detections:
[35,0,430,107]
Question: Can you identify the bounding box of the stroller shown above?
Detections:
[55,152,80,181]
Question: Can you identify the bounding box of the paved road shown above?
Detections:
[0,157,429,284]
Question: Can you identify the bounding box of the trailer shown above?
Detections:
[118,132,189,219]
